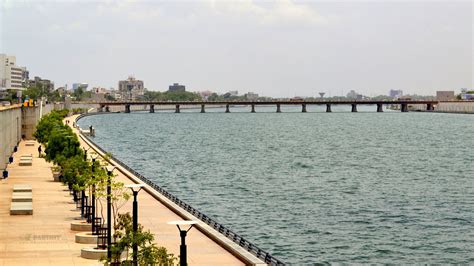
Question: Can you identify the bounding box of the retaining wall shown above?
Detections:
[436,102,474,113]
[0,106,21,170]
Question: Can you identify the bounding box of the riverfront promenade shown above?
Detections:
[66,115,250,265]
[0,140,95,265]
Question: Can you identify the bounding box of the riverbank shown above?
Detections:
[70,114,267,265]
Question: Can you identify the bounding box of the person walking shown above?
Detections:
[38,145,42,158]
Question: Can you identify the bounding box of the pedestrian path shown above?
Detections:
[0,140,98,266]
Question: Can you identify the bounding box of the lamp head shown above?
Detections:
[125,183,145,192]
[105,165,116,174]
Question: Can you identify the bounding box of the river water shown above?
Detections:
[78,106,474,264]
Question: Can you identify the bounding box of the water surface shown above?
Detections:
[79,107,474,264]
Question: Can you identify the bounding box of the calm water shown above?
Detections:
[79,106,474,264]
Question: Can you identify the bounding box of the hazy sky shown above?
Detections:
[1,0,472,97]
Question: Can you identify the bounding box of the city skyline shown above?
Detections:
[1,1,472,97]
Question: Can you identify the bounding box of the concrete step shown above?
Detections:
[12,192,33,202]
[10,202,33,215]
[13,184,32,192]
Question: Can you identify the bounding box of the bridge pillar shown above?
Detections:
[175,105,180,113]
[125,104,131,113]
[276,104,281,113]
[150,105,155,113]
[105,106,110,112]
[351,104,357,112]
[426,103,434,111]
[99,105,104,112]
[326,104,332,113]
[201,104,205,113]
[302,104,307,113]
[251,104,255,113]
[377,103,383,112]
[401,103,408,112]
[225,104,230,113]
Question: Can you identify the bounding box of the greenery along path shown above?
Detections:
[66,113,245,265]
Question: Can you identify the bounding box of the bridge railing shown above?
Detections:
[75,113,286,266]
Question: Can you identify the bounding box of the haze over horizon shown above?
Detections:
[1,0,472,98]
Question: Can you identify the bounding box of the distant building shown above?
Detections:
[389,89,403,98]
[118,76,144,100]
[72,83,88,91]
[0,54,28,91]
[347,90,363,99]
[227,90,238,97]
[198,90,213,100]
[29,76,54,92]
[245,92,259,100]
[168,83,185,92]
[436,91,455,101]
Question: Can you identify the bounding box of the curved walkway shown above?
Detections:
[68,115,255,265]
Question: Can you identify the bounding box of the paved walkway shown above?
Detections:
[67,116,245,265]
[0,117,246,265]
[0,140,97,266]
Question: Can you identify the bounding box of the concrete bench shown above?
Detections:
[19,159,32,166]
[21,154,33,158]
[12,192,33,202]
[13,184,32,192]
[10,202,33,215]
[25,141,35,146]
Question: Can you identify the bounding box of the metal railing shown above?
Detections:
[76,113,286,265]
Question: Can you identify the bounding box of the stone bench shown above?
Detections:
[19,158,32,166]
[25,141,35,146]
[13,184,32,192]
[10,202,33,215]
[21,154,33,159]
[12,192,33,202]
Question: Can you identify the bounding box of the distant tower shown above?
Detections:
[319,92,325,98]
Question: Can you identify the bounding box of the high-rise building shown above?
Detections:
[168,83,185,92]
[118,76,144,100]
[0,54,28,91]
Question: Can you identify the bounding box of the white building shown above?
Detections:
[0,54,28,91]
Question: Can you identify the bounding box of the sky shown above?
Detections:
[1,0,472,98]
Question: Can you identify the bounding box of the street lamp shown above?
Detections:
[106,165,116,260]
[83,147,90,161]
[90,155,98,235]
[125,183,146,266]
[167,220,198,266]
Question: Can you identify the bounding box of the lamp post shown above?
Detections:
[167,220,198,266]
[83,147,90,161]
[125,183,146,266]
[106,165,116,260]
[90,155,97,235]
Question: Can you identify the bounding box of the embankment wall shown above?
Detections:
[0,106,21,170]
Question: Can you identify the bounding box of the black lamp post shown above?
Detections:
[125,183,146,266]
[168,220,198,266]
[90,155,97,235]
[106,165,116,260]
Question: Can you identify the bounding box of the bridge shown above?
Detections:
[96,100,438,113]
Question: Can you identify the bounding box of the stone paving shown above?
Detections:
[0,115,246,265]
[0,140,98,266]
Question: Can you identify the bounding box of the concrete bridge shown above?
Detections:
[96,100,438,113]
